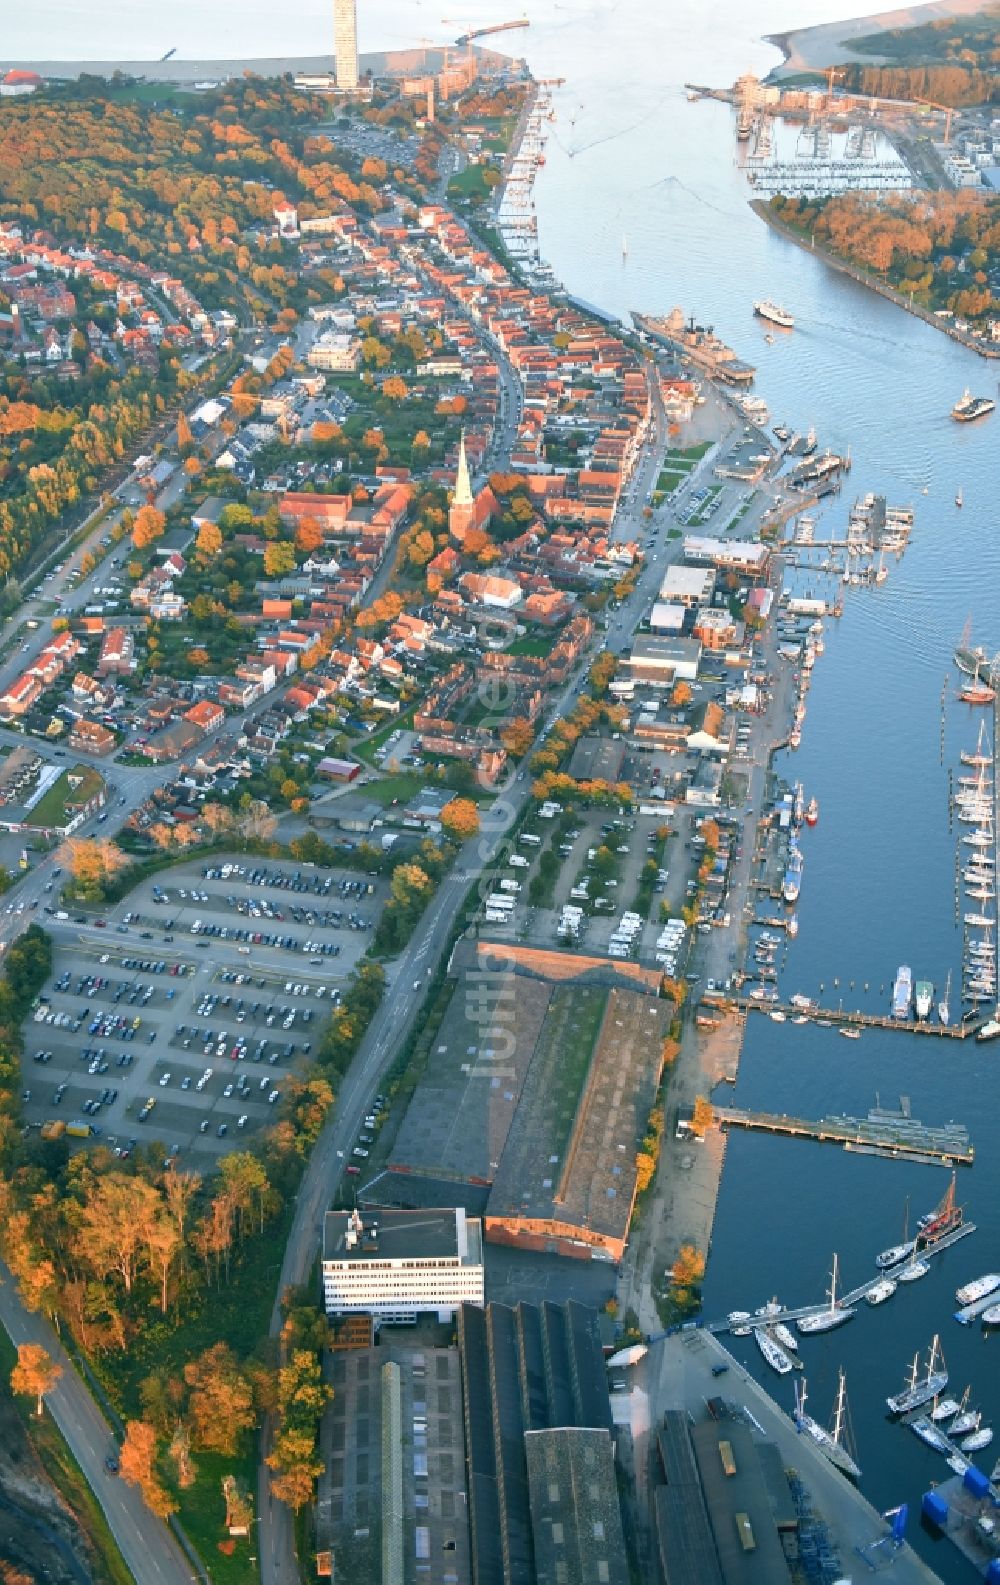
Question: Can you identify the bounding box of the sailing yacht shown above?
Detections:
[794,1373,861,1480]
[938,971,952,1026]
[887,1336,948,1415]
[797,1253,855,1334]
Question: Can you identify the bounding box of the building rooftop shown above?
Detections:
[567,734,625,784]
[525,1427,628,1585]
[485,986,670,1251]
[689,1420,792,1585]
[322,1207,482,1268]
[387,971,550,1188]
[627,634,702,666]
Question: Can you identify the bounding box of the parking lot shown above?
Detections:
[44,855,388,978]
[21,924,344,1169]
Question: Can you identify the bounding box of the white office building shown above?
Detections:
[334,0,359,91]
[322,1207,485,1323]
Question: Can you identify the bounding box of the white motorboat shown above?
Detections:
[772,1321,799,1354]
[866,1278,897,1306]
[727,1310,752,1336]
[962,1426,993,1453]
[756,1328,794,1375]
[956,1274,1000,1307]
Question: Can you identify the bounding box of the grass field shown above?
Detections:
[28,763,106,831]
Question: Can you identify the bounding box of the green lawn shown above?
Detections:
[28,764,106,830]
[364,772,424,806]
[507,634,550,657]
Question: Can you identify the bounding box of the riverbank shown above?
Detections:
[751,197,1000,358]
[764,0,996,79]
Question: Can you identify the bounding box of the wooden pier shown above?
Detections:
[714,1105,974,1166]
[739,997,981,1039]
[706,1221,977,1334]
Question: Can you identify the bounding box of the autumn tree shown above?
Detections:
[183,1343,256,1455]
[119,1420,176,1518]
[176,413,194,455]
[589,652,618,696]
[382,375,409,402]
[500,717,534,757]
[11,1343,61,1417]
[58,837,130,899]
[263,541,297,579]
[670,680,692,708]
[691,1095,714,1137]
[440,797,480,840]
[294,519,325,555]
[196,520,223,559]
[132,505,166,551]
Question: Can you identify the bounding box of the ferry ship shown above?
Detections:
[952,389,996,423]
[782,846,803,904]
[753,299,794,330]
[892,965,913,1020]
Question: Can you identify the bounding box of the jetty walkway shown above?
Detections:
[705,1221,977,1334]
[714,1105,974,1167]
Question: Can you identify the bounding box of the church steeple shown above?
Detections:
[454,429,473,507]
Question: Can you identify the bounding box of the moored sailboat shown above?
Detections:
[797,1253,855,1334]
[794,1372,861,1480]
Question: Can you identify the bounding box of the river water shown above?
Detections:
[512,7,1000,1578]
[9,1,1000,1574]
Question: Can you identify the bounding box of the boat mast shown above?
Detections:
[829,1252,839,1312]
[831,1369,846,1449]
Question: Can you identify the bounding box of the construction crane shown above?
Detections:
[441,16,529,82]
[825,66,844,110]
[912,98,955,143]
[417,37,453,103]
[160,46,177,62]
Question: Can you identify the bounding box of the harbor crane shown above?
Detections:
[441,16,530,80]
[912,98,955,143]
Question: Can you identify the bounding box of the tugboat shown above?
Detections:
[959,683,996,705]
[952,389,996,423]
[805,797,819,827]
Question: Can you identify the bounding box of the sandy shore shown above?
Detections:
[767,0,997,77]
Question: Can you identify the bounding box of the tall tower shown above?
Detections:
[449,431,476,544]
[334,0,359,91]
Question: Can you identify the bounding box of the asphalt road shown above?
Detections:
[0,1262,195,1585]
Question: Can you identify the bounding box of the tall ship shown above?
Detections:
[914,980,933,1021]
[916,1172,964,1250]
[892,965,913,1020]
[753,299,794,330]
[952,389,996,423]
[794,1373,861,1481]
[783,844,803,904]
[887,1336,947,1416]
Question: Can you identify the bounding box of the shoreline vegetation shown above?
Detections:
[752,197,1000,357]
[763,0,1000,79]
